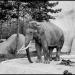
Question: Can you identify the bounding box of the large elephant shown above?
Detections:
[25,21,64,63]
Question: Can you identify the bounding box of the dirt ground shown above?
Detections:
[0,55,75,74]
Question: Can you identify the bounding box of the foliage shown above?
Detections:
[0,1,13,21]
[24,1,62,22]
[0,0,61,21]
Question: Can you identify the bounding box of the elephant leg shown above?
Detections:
[66,48,71,55]
[55,47,61,61]
[42,42,50,64]
[35,43,43,63]
[26,48,33,63]
[48,47,54,61]
[43,48,50,64]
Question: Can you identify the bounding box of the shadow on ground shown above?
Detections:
[0,51,68,63]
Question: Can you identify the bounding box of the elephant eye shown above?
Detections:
[30,32,33,34]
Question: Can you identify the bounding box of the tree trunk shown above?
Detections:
[9,18,11,36]
[15,1,20,54]
[0,21,3,39]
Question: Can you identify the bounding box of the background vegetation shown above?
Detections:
[0,0,61,39]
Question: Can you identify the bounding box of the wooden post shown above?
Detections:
[0,20,3,39]
[15,1,20,54]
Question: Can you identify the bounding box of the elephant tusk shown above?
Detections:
[18,41,31,52]
[21,43,30,50]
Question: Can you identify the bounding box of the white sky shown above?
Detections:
[48,1,74,17]
[48,1,75,16]
[58,1,74,12]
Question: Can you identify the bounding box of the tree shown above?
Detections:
[0,0,15,39]
[25,1,62,22]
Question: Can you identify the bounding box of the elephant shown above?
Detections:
[0,34,33,63]
[25,21,64,63]
[61,31,74,55]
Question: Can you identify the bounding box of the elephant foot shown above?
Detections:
[49,58,52,61]
[29,60,33,63]
[66,52,71,55]
[36,59,43,63]
[43,60,50,64]
[54,57,60,61]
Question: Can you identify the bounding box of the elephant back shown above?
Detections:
[39,21,64,46]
